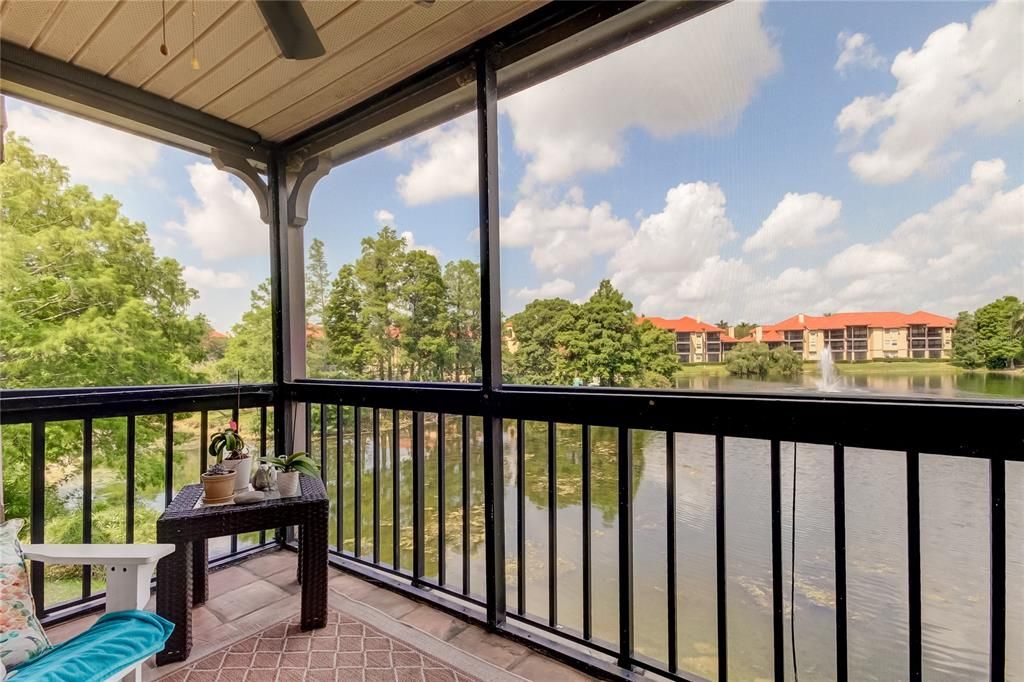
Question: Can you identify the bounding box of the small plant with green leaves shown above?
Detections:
[259,452,320,477]
[208,420,248,464]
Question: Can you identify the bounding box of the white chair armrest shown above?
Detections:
[22,543,175,565]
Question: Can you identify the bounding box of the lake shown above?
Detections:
[316,398,1022,682]
[672,368,1024,400]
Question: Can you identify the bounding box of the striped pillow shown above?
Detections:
[0,519,51,668]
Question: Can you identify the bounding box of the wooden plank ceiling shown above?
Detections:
[0,0,544,142]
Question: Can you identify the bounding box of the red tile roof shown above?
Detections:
[762,311,954,333]
[637,316,724,333]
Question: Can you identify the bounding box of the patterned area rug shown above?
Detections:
[157,609,482,682]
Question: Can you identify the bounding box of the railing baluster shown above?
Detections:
[517,418,526,616]
[617,427,634,670]
[548,421,558,627]
[990,454,1005,682]
[393,409,401,571]
[164,413,175,508]
[260,406,267,546]
[438,413,446,586]
[320,403,327,484]
[304,402,312,458]
[412,411,425,585]
[200,411,208,476]
[834,444,848,682]
[715,434,727,682]
[373,407,381,565]
[82,418,93,599]
[581,424,592,640]
[770,440,784,681]
[907,450,922,681]
[354,407,362,558]
[229,404,238,555]
[30,421,45,617]
[335,404,342,553]
[667,431,678,673]
[126,415,135,544]
[461,413,470,596]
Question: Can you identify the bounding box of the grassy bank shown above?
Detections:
[830,360,962,375]
[673,363,730,378]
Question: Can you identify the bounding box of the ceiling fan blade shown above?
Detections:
[256,0,326,60]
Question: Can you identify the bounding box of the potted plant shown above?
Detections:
[208,420,251,493]
[200,462,237,504]
[260,452,319,497]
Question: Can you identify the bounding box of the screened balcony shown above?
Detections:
[1,1,1021,681]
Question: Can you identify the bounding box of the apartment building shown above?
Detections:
[737,311,955,361]
[639,316,738,363]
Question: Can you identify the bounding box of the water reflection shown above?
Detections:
[318,409,1022,681]
[674,371,1024,399]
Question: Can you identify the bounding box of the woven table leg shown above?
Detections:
[299,515,328,631]
[156,541,193,665]
[192,539,208,605]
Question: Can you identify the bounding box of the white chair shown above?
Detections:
[20,543,175,682]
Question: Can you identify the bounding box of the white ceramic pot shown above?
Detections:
[277,470,300,497]
[221,457,252,492]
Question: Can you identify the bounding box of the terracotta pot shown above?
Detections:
[201,470,238,504]
[277,470,300,497]
[221,457,252,492]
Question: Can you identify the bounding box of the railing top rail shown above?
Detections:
[0,383,275,424]
[287,380,1024,460]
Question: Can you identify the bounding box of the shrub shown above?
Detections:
[725,343,803,377]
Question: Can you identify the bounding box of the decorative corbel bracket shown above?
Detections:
[210,150,270,224]
[211,149,331,228]
[285,155,331,228]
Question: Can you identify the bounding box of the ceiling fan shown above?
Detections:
[256,0,326,61]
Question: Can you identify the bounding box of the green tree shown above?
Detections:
[975,296,1024,369]
[215,280,273,383]
[951,311,983,369]
[504,298,577,384]
[559,280,642,387]
[397,250,449,380]
[305,237,330,324]
[636,319,679,385]
[324,264,367,377]
[0,135,206,389]
[443,260,480,382]
[733,322,758,339]
[725,343,803,377]
[354,227,406,379]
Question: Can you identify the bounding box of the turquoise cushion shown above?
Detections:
[10,610,173,681]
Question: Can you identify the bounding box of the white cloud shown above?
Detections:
[166,163,268,261]
[182,266,248,289]
[400,230,442,260]
[6,101,161,184]
[834,31,886,74]
[604,159,1021,322]
[503,186,631,273]
[610,181,737,305]
[836,0,1023,183]
[743,192,842,260]
[502,1,780,188]
[396,115,477,205]
[374,209,396,225]
[510,278,576,301]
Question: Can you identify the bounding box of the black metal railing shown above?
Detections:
[291,379,1021,682]
[0,384,276,624]
[2,381,1019,680]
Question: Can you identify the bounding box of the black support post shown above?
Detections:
[30,421,45,616]
[476,48,506,630]
[268,151,287,455]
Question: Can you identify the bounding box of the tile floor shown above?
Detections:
[45,550,594,681]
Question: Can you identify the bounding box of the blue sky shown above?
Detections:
[8,0,1022,331]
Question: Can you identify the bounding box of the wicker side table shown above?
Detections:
[155,474,328,665]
